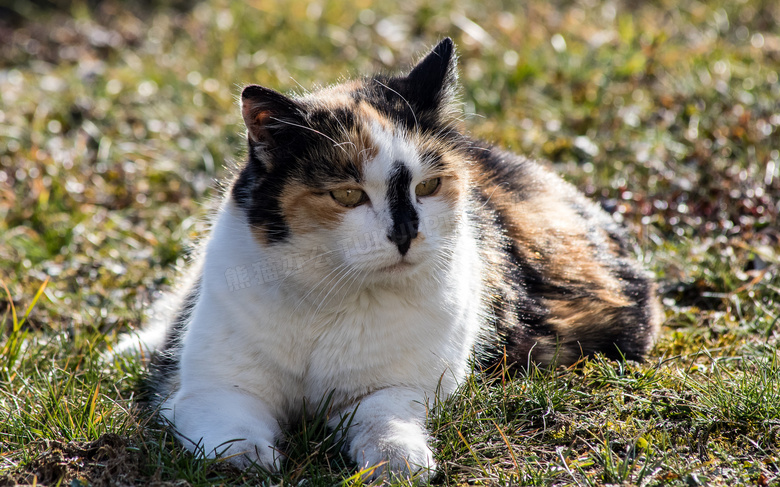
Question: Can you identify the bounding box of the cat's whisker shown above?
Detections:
[321,103,359,154]
[293,261,353,314]
[289,77,313,96]
[374,79,419,129]
[333,141,358,150]
[275,248,345,288]
[309,265,361,317]
[339,259,377,305]
[331,268,366,313]
[307,262,356,307]
[270,117,349,154]
[475,183,510,210]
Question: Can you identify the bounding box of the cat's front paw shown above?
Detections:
[162,389,283,472]
[216,437,283,471]
[349,422,436,482]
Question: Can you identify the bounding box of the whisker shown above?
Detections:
[310,265,360,317]
[270,117,349,154]
[374,79,418,129]
[294,262,352,314]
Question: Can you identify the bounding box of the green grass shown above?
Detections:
[1,0,779,485]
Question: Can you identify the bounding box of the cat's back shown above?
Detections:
[469,142,624,253]
[467,142,661,367]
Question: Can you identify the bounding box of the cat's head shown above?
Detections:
[231,39,472,295]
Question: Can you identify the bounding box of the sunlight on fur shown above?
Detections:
[116,38,660,482]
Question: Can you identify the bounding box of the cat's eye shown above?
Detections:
[330,188,368,207]
[415,178,441,197]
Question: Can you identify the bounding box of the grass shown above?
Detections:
[1,0,779,484]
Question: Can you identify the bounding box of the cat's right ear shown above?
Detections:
[241,85,303,146]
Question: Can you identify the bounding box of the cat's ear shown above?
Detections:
[403,38,458,113]
[241,85,303,146]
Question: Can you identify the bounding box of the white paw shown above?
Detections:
[349,423,437,482]
[214,437,282,471]
[162,389,283,472]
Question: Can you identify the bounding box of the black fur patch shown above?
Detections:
[232,152,291,243]
[420,148,445,170]
[467,144,537,201]
[387,162,419,256]
[149,273,202,392]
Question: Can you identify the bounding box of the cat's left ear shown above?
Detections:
[402,38,459,114]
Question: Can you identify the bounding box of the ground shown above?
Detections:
[1,0,779,485]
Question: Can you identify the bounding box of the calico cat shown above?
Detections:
[120,38,660,481]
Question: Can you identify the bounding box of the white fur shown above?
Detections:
[147,126,484,480]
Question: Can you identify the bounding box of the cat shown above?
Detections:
[117,38,661,482]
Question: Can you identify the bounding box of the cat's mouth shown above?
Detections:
[378,261,415,273]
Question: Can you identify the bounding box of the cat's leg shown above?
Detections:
[330,387,436,482]
[161,387,283,470]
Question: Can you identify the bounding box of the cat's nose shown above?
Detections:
[387,219,419,256]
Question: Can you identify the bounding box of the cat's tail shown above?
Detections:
[103,296,173,363]
[107,322,166,361]
[104,261,202,365]
[503,283,662,369]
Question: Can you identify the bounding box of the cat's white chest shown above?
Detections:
[179,202,481,419]
[181,286,467,422]
[298,287,457,403]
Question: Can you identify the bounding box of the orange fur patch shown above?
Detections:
[279,183,346,236]
[357,102,395,133]
[475,164,630,309]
